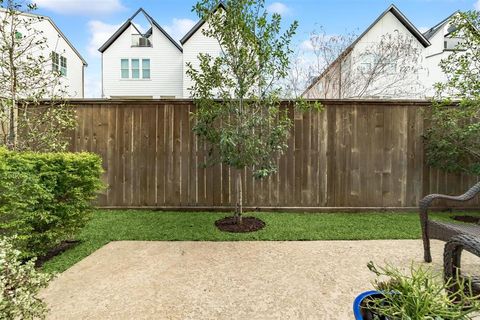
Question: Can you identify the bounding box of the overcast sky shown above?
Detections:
[33,0,480,98]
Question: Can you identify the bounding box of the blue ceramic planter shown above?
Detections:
[353,290,384,320]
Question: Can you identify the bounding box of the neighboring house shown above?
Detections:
[0,9,87,98]
[99,5,224,99]
[302,5,459,99]
[99,9,184,99]
[180,4,224,98]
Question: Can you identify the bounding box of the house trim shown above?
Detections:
[180,2,226,45]
[98,8,183,53]
[0,8,88,66]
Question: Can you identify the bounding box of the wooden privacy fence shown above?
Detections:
[69,99,480,210]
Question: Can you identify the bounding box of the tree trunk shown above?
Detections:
[234,169,243,225]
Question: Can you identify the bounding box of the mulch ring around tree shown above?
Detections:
[452,215,480,224]
[35,240,80,268]
[215,216,266,233]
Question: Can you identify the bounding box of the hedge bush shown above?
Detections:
[0,148,103,258]
[0,236,52,319]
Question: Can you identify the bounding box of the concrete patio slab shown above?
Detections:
[41,240,480,320]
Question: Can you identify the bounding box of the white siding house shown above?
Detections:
[303,5,459,99]
[100,6,224,99]
[0,9,87,98]
[180,5,223,98]
[99,9,183,99]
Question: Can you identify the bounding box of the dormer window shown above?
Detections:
[132,34,152,47]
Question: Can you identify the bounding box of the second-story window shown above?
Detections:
[142,59,150,79]
[121,59,129,79]
[52,52,67,76]
[131,59,140,79]
[121,58,151,79]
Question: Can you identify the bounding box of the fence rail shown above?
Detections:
[68,99,479,210]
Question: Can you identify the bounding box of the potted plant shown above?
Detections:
[353,261,480,320]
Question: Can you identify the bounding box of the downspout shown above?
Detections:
[101,53,104,98]
[82,64,85,98]
[339,59,342,99]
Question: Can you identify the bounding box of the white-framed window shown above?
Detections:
[120,58,151,79]
[142,59,150,79]
[131,59,140,79]
[52,52,67,76]
[121,59,129,79]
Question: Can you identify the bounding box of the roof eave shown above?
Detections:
[180,2,227,45]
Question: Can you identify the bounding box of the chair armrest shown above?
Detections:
[419,182,480,222]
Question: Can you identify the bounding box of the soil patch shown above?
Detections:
[215,216,265,233]
[35,240,80,268]
[452,215,480,224]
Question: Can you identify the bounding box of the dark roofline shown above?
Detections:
[423,11,459,40]
[98,8,182,53]
[180,2,226,45]
[0,8,88,66]
[302,4,431,97]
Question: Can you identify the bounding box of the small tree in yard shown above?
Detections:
[188,0,310,226]
[424,11,480,175]
[0,0,76,152]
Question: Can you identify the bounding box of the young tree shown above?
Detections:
[0,0,76,151]
[187,0,301,225]
[424,11,480,175]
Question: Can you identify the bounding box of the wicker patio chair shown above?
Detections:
[419,182,480,263]
[444,234,480,296]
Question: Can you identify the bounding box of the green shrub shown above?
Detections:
[0,148,103,258]
[0,236,52,319]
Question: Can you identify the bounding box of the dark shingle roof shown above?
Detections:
[98,8,182,53]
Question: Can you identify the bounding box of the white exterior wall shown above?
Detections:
[0,11,85,98]
[423,25,451,96]
[33,18,85,98]
[350,11,427,99]
[182,22,221,98]
[102,24,183,99]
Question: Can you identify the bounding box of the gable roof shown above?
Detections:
[302,4,431,97]
[98,8,182,53]
[180,2,226,45]
[0,8,87,66]
[356,4,431,48]
[423,11,459,40]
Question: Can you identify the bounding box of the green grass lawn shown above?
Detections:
[41,210,475,274]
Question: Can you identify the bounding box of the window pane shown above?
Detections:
[121,59,129,79]
[52,52,59,72]
[131,59,140,79]
[142,59,150,79]
[131,59,139,69]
